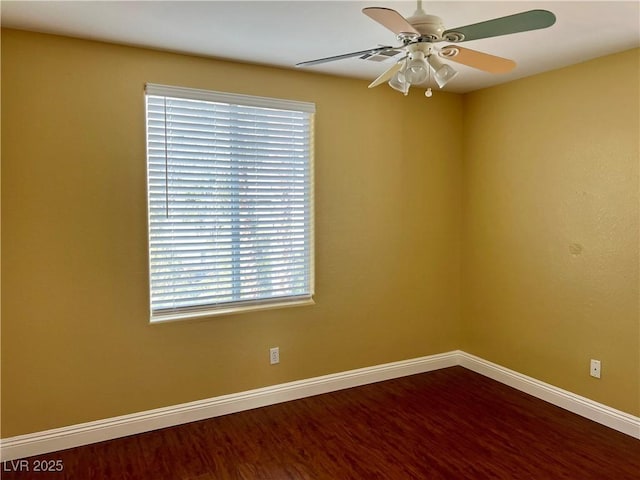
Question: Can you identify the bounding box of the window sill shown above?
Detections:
[149,297,315,324]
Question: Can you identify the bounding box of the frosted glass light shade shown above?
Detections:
[405,51,429,84]
[428,55,458,88]
[388,71,409,95]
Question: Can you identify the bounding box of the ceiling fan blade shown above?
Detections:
[442,9,556,42]
[296,46,394,67]
[362,7,420,36]
[368,61,404,88]
[441,46,516,74]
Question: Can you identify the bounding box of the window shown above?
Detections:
[145,83,315,322]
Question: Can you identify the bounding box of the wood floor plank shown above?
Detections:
[2,367,639,479]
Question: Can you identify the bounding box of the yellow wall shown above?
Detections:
[462,49,640,415]
[1,29,463,436]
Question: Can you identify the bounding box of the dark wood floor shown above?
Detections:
[3,366,639,479]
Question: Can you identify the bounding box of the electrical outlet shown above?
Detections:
[590,359,601,379]
[270,347,280,365]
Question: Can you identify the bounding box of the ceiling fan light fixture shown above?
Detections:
[428,55,458,88]
[388,71,409,95]
[404,51,429,84]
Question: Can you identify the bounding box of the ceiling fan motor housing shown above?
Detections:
[407,14,445,40]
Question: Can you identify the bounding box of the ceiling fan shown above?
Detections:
[296,1,556,97]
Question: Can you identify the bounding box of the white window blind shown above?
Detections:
[145,83,315,322]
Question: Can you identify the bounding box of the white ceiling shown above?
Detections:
[2,1,639,93]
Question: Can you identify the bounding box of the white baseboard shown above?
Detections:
[458,351,640,439]
[0,351,459,462]
[2,350,638,462]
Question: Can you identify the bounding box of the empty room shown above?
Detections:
[1,1,639,478]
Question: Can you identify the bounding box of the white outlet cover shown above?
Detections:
[270,347,280,365]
